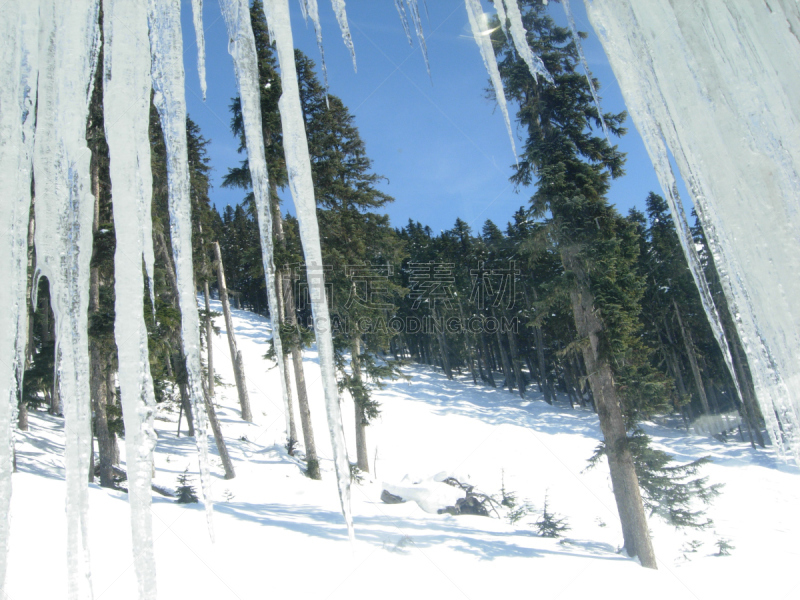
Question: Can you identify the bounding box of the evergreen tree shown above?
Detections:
[495,0,662,567]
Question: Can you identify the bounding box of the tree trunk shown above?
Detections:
[565,251,657,569]
[492,312,514,393]
[351,337,369,473]
[275,269,297,449]
[673,300,712,418]
[204,280,214,398]
[213,242,252,422]
[479,332,496,387]
[505,322,526,398]
[202,379,235,480]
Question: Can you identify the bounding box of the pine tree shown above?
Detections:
[496,1,663,567]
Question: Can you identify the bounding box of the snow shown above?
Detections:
[191,0,208,101]
[464,0,517,160]
[584,0,800,463]
[4,301,800,598]
[262,0,354,542]
[0,2,39,594]
[102,0,159,596]
[148,0,215,535]
[219,0,292,442]
[382,474,465,514]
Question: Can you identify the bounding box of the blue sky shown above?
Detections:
[181,0,664,234]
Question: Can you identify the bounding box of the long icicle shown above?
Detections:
[406,1,431,77]
[263,0,354,543]
[102,1,159,597]
[303,0,331,103]
[464,0,516,160]
[501,0,552,84]
[0,2,39,595]
[191,0,208,100]
[147,0,215,538]
[330,0,356,72]
[218,0,294,456]
[33,1,100,597]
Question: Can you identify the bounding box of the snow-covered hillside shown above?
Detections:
[6,301,799,599]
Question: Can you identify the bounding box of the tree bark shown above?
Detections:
[565,251,657,569]
[213,242,252,422]
[673,300,712,418]
[505,322,526,398]
[351,337,370,473]
[204,280,214,398]
[202,378,235,480]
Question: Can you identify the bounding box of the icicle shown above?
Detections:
[0,3,39,595]
[329,0,356,72]
[298,0,308,21]
[191,0,208,100]
[464,0,517,161]
[303,0,331,105]
[102,1,158,597]
[394,1,430,77]
[406,1,431,77]
[585,0,800,462]
[262,0,354,543]
[218,0,294,456]
[493,0,510,41]
[502,0,552,84]
[562,0,608,140]
[32,1,99,597]
[147,0,216,536]
[394,0,412,45]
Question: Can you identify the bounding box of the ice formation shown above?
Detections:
[262,0,354,542]
[191,0,208,101]
[585,0,800,462]
[0,3,39,594]
[31,2,100,598]
[102,0,159,597]
[497,0,553,84]
[298,0,330,97]
[330,0,356,71]
[464,0,517,160]
[394,1,431,77]
[219,0,293,445]
[148,0,216,532]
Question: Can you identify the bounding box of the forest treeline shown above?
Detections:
[17,0,764,567]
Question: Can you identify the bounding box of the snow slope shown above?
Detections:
[6,301,800,599]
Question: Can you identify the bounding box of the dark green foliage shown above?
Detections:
[715,538,734,556]
[175,468,199,504]
[534,494,570,538]
[589,429,722,529]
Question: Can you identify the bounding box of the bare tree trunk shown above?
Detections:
[275,269,297,449]
[213,242,252,422]
[506,324,525,398]
[351,337,369,473]
[492,310,514,393]
[202,378,235,480]
[673,300,712,418]
[565,251,657,569]
[479,332,496,387]
[204,280,214,398]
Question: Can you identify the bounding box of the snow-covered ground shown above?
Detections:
[6,301,800,599]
